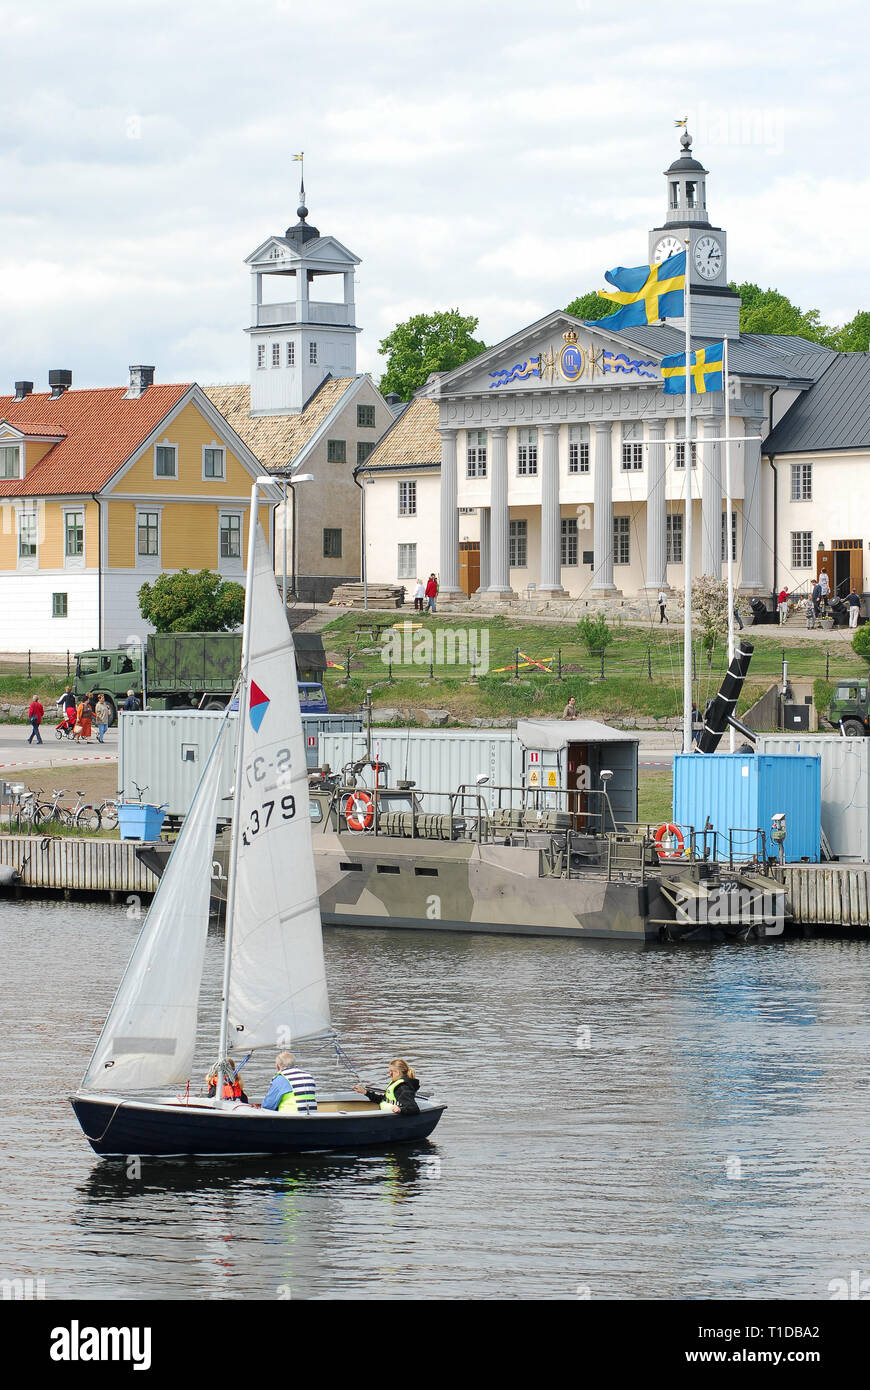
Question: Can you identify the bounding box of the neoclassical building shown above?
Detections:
[361,135,866,603]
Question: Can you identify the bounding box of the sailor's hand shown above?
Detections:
[392,1105,401,1114]
[353,1083,365,1094]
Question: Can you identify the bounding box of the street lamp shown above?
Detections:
[279,469,314,607]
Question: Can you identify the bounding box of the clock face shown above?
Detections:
[654,236,682,264]
[694,235,723,280]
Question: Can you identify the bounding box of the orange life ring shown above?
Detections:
[344,790,374,832]
[654,822,685,859]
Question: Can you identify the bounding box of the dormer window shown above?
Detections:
[0,444,21,479]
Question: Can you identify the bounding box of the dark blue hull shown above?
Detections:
[70,1094,445,1158]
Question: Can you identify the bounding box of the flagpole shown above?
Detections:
[724,335,736,751]
[683,239,693,754]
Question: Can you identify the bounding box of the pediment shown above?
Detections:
[436,312,663,396]
[245,233,360,270]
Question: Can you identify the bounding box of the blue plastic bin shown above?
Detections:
[117,803,166,841]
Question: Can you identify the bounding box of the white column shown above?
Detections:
[438,427,462,597]
[644,420,668,590]
[477,508,491,593]
[538,424,565,594]
[741,416,765,590]
[701,417,722,578]
[487,427,514,596]
[591,422,617,593]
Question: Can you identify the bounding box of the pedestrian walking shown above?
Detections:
[413,578,425,613]
[819,569,830,615]
[811,579,822,622]
[777,587,789,624]
[27,695,44,744]
[733,603,744,632]
[848,586,861,629]
[94,693,111,743]
[657,589,668,624]
[425,573,439,614]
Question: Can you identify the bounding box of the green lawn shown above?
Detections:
[319,613,864,724]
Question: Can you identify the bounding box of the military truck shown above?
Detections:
[72,630,326,724]
[825,676,870,735]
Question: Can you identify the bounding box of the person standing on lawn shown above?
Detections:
[27,695,44,744]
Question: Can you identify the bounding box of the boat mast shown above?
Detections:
[215,480,264,1104]
[682,237,694,754]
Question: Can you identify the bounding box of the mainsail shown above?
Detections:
[82,722,228,1092]
[226,526,331,1049]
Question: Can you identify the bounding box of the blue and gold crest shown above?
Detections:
[559,330,585,382]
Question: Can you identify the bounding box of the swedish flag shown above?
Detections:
[595,251,685,331]
[661,340,725,394]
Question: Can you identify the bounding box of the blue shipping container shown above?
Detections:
[673,753,821,862]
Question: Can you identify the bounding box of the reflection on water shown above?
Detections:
[2,898,870,1299]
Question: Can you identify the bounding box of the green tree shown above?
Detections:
[731,282,835,345]
[577,612,614,655]
[565,290,614,322]
[831,310,870,353]
[378,310,487,400]
[138,570,245,633]
[692,575,730,662]
[852,625,870,661]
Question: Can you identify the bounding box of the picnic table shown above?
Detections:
[354,619,397,644]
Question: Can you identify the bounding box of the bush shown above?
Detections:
[852,626,870,661]
[577,612,613,655]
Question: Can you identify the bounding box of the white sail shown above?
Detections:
[82,722,228,1092]
[226,526,331,1049]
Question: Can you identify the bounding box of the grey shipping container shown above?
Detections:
[118,709,363,819]
[318,727,521,811]
[756,734,870,862]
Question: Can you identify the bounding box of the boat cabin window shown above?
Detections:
[375,793,415,813]
[309,799,324,823]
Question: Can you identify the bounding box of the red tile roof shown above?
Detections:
[0,384,191,496]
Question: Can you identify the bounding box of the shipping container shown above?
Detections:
[757,734,870,862]
[673,752,821,862]
[118,709,363,818]
[318,728,521,810]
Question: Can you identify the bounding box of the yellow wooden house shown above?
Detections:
[0,367,271,653]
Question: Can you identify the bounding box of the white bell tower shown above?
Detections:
[245,182,361,416]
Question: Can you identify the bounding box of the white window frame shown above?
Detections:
[467,430,487,478]
[561,517,578,567]
[219,511,243,564]
[397,543,417,579]
[63,507,85,568]
[790,462,812,502]
[202,444,226,481]
[136,508,161,568]
[257,344,266,369]
[674,421,697,469]
[154,441,178,480]
[272,343,281,368]
[17,506,38,567]
[398,480,417,516]
[509,519,528,568]
[721,509,737,564]
[309,341,318,365]
[516,428,538,477]
[621,422,644,471]
[666,513,683,565]
[791,531,813,569]
[286,341,295,367]
[613,514,630,565]
[0,443,21,479]
[568,425,590,474]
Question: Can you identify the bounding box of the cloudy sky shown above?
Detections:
[2,0,868,392]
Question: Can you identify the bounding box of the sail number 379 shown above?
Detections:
[241,796,296,846]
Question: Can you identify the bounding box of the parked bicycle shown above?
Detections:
[96,795,121,832]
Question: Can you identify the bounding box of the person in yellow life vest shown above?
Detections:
[206,1058,247,1103]
[261,1051,317,1113]
[354,1058,420,1114]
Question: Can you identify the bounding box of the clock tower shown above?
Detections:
[648,129,740,337]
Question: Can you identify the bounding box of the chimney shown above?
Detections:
[13,381,33,401]
[48,369,72,399]
[125,364,155,399]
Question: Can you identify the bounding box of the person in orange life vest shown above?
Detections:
[206,1059,247,1102]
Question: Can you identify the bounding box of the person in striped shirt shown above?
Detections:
[261,1051,317,1114]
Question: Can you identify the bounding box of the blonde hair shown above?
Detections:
[391,1057,416,1081]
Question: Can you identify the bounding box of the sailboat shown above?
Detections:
[70,483,445,1157]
